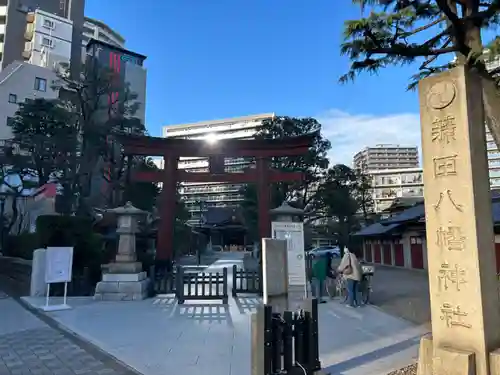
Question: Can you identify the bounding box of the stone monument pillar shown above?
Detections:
[94,202,149,301]
[261,238,288,313]
[269,202,308,311]
[417,66,500,375]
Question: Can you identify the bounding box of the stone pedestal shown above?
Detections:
[94,271,149,301]
[94,202,150,301]
[417,66,500,375]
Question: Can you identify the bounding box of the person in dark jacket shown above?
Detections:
[311,254,328,303]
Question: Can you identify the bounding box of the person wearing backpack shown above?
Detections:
[311,254,328,303]
[337,248,363,308]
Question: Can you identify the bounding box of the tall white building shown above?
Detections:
[486,127,500,189]
[368,167,424,212]
[0,0,85,75]
[162,113,274,223]
[82,17,125,49]
[23,9,73,69]
[353,144,419,171]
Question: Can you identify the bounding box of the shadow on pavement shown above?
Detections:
[233,296,261,314]
[174,302,235,326]
[323,334,421,374]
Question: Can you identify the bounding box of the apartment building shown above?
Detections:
[22,9,73,69]
[82,17,125,49]
[368,167,424,212]
[353,144,419,171]
[0,0,84,75]
[486,127,500,189]
[162,113,275,223]
[0,61,58,139]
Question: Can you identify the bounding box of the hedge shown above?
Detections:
[35,215,107,283]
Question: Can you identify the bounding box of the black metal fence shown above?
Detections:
[263,299,321,375]
[232,265,261,297]
[176,266,228,304]
[148,265,177,296]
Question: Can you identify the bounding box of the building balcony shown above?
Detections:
[22,50,31,60]
[24,30,33,41]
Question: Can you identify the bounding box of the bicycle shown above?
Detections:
[334,274,348,302]
[359,273,373,304]
[333,272,372,305]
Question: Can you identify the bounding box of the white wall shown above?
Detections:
[29,11,72,68]
[0,62,59,140]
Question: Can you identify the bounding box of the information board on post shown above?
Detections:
[271,222,307,287]
[42,247,74,312]
[45,247,74,284]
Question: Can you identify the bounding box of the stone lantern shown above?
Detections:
[269,202,305,224]
[94,202,149,301]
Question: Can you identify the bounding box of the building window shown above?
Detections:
[8,94,17,104]
[43,18,55,29]
[34,77,47,92]
[41,37,53,48]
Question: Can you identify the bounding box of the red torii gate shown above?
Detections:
[118,134,315,261]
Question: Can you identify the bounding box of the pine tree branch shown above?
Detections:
[406,16,447,37]
[366,45,457,56]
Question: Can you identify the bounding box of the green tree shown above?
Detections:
[256,116,331,205]
[8,98,77,188]
[340,0,500,145]
[241,116,331,241]
[354,170,375,224]
[53,62,141,213]
[123,157,160,211]
[314,164,360,254]
[9,63,142,214]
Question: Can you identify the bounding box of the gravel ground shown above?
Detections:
[387,363,417,375]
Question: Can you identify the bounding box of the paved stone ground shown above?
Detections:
[0,284,140,375]
[368,266,430,327]
[22,253,428,375]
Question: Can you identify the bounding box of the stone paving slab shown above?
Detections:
[23,254,428,375]
[0,296,139,375]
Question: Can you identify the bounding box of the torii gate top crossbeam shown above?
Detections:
[116,133,316,157]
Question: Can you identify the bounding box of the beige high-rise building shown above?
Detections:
[353,144,419,171]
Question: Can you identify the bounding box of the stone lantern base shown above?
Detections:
[93,263,150,301]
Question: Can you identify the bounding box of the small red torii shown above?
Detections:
[117,134,315,261]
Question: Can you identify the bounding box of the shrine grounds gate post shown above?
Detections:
[416,66,500,375]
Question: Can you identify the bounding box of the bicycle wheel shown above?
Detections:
[360,276,372,305]
[324,279,334,299]
[336,277,348,302]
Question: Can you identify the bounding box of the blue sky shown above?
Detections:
[85,0,423,164]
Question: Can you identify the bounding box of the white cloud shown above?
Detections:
[316,109,422,166]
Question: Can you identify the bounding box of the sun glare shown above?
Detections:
[205,133,218,144]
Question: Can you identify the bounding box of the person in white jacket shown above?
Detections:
[337,248,363,307]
